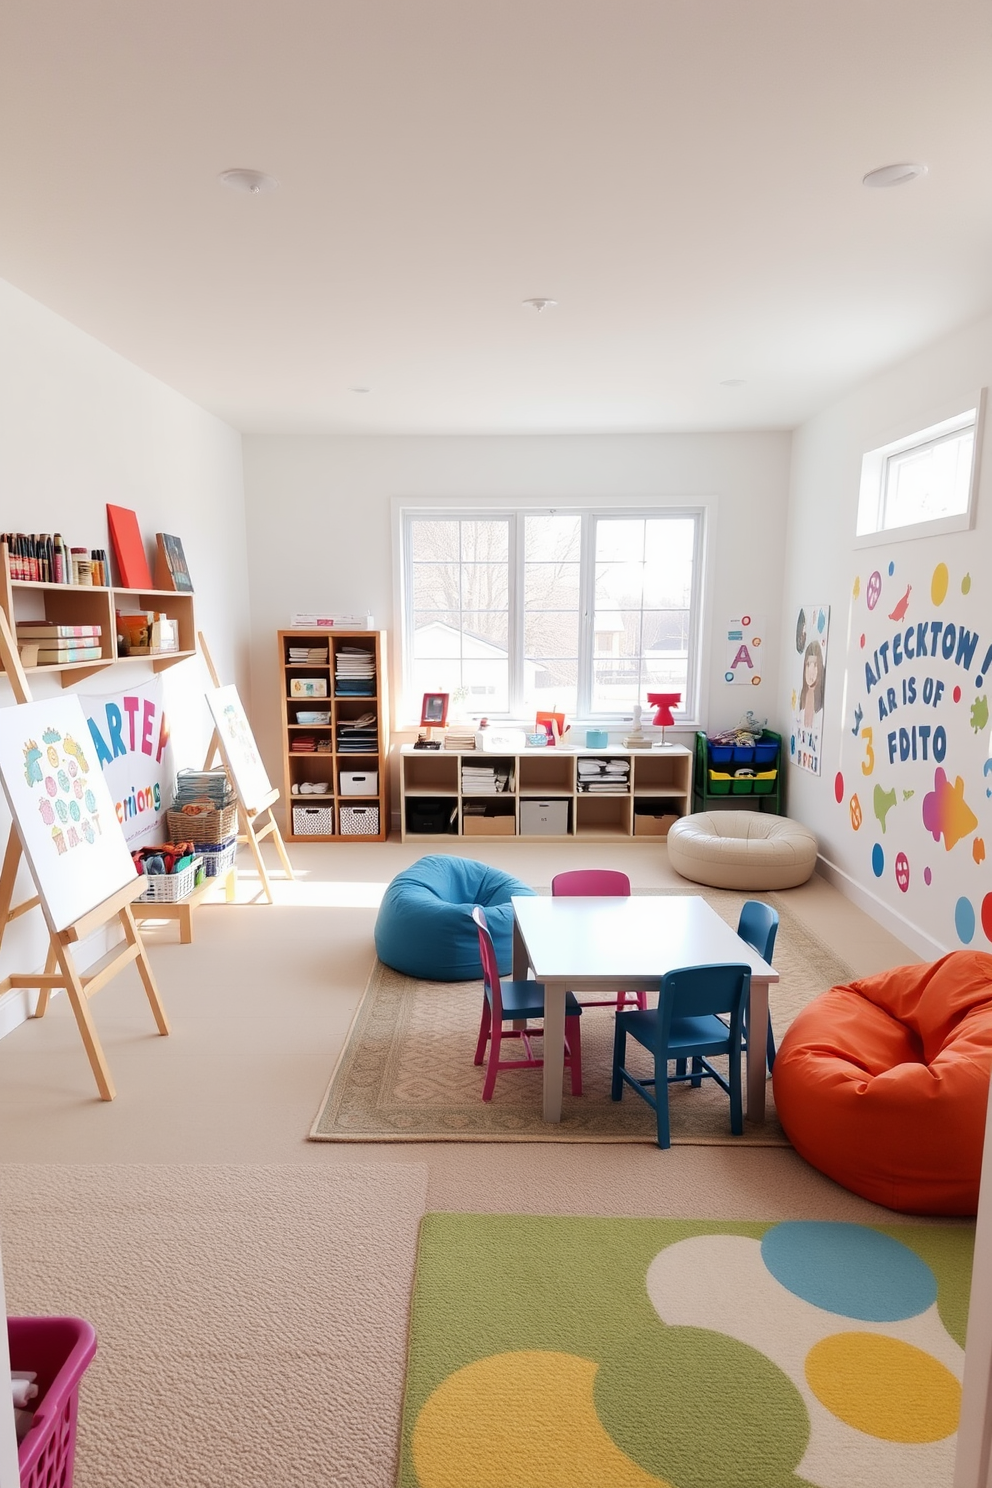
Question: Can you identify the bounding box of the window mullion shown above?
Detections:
[508,513,524,714]
[577,512,596,717]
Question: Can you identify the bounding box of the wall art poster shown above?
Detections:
[0,696,137,932]
[837,556,992,950]
[725,615,764,685]
[79,676,176,846]
[790,606,830,776]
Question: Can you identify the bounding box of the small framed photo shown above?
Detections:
[420,692,449,726]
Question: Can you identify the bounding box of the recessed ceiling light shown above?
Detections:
[523,298,558,312]
[219,168,279,195]
[720,378,746,387]
[350,386,370,393]
[862,163,927,189]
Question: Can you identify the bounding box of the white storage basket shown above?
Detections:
[339,804,379,836]
[293,805,334,836]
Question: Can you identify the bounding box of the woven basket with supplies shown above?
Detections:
[168,767,238,844]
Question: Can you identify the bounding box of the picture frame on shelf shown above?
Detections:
[420,692,449,726]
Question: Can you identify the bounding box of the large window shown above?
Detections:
[401,507,702,723]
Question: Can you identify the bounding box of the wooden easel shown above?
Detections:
[198,633,294,904]
[0,610,169,1100]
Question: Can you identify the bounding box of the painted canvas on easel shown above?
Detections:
[0,696,137,932]
[205,685,272,812]
[789,605,830,775]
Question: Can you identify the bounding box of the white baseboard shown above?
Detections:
[815,852,948,961]
[0,984,44,1041]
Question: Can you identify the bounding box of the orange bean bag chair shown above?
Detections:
[772,950,992,1215]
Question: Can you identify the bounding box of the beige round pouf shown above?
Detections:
[667,811,818,891]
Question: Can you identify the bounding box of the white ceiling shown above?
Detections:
[1,1,990,435]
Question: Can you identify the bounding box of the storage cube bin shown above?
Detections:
[708,744,733,765]
[199,837,238,877]
[708,771,732,795]
[731,775,754,794]
[634,812,678,836]
[753,770,778,795]
[732,744,755,764]
[462,811,515,836]
[293,804,334,835]
[339,770,378,796]
[753,740,778,766]
[340,804,380,835]
[406,798,456,833]
[520,799,570,835]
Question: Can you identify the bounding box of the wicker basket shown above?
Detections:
[167,801,238,845]
[136,856,203,903]
[198,837,238,878]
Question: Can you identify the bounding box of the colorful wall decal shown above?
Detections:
[838,553,992,947]
[790,605,830,775]
[724,615,764,684]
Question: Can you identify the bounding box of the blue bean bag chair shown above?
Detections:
[374,854,536,980]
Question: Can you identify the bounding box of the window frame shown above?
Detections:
[397,502,705,728]
[856,389,985,547]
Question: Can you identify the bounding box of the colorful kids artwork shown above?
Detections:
[836,556,992,948]
[724,615,764,685]
[790,606,830,775]
[0,696,137,932]
[79,677,175,845]
[205,684,272,812]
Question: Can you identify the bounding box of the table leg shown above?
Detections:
[512,917,528,979]
[542,977,566,1123]
[747,979,769,1121]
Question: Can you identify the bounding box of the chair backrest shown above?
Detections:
[656,963,751,1049]
[551,869,631,897]
[737,900,779,964]
[472,905,504,1020]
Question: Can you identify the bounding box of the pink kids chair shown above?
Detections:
[550,869,648,1011]
[472,906,583,1102]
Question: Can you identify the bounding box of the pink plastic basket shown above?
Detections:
[9,1316,97,1488]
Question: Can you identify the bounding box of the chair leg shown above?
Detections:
[566,1015,583,1096]
[675,1058,687,1079]
[636,990,648,1011]
[690,1056,703,1089]
[654,1051,672,1149]
[474,999,491,1067]
[766,1016,777,1074]
[729,1038,743,1135]
[481,1022,503,1101]
[611,1020,626,1101]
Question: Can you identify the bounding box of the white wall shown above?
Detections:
[242,432,793,821]
[0,277,250,1030]
[782,310,992,958]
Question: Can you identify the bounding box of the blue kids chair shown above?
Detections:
[737,900,779,1072]
[611,962,751,1148]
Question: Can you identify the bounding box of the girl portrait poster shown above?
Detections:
[790,605,830,776]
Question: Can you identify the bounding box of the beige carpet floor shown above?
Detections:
[0,841,934,1488]
[0,1162,429,1488]
[310,888,852,1143]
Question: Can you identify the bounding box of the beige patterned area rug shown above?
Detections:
[309,888,853,1145]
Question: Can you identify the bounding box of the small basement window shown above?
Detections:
[857,392,984,543]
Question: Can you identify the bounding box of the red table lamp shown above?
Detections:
[647,692,681,746]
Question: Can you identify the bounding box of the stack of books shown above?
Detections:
[174,768,234,808]
[334,646,375,696]
[577,758,630,793]
[288,644,328,664]
[291,735,317,754]
[444,727,477,750]
[461,764,512,794]
[336,712,378,753]
[16,622,102,667]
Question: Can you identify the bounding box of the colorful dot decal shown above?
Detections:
[871,843,884,877]
[953,686,961,703]
[931,563,949,606]
[805,1334,960,1443]
[866,571,882,610]
[760,1223,936,1321]
[955,897,976,944]
[924,866,932,886]
[888,561,895,576]
[982,895,992,945]
[895,852,910,892]
[962,574,971,594]
[834,773,844,804]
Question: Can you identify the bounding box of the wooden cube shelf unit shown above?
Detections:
[279,629,389,842]
[0,542,196,686]
[399,743,692,841]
